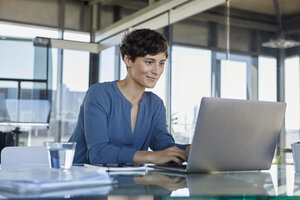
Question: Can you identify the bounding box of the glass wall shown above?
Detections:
[0,81,18,122]
[99,47,116,82]
[61,49,90,141]
[58,32,90,142]
[220,60,247,99]
[0,21,93,146]
[285,56,300,151]
[258,56,277,101]
[171,45,211,143]
[0,40,35,79]
[0,30,56,146]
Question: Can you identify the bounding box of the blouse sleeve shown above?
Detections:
[149,100,187,151]
[83,86,136,164]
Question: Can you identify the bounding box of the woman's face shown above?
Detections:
[126,52,166,89]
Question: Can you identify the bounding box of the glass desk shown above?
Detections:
[0,164,299,199]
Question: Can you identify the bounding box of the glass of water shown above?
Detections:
[45,142,76,169]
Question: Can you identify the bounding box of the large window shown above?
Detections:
[285,56,300,149]
[258,56,277,101]
[171,45,211,143]
[0,81,18,122]
[220,60,247,99]
[0,37,55,146]
[61,49,90,141]
[0,39,51,127]
[0,40,35,79]
[0,21,94,146]
[99,47,116,82]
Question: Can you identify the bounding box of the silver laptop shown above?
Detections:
[150,97,286,173]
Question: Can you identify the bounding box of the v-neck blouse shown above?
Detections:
[69,81,186,164]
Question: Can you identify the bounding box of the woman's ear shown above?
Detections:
[123,55,132,68]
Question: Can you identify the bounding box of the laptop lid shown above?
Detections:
[186,97,286,172]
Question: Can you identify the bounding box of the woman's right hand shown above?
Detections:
[133,146,188,165]
[148,146,188,165]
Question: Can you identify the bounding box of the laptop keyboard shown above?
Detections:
[160,161,187,169]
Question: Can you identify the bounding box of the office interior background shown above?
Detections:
[0,0,300,164]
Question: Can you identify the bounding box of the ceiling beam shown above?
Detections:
[169,0,224,24]
[50,38,102,53]
[96,0,225,49]
[95,0,189,42]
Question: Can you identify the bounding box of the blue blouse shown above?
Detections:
[69,81,186,164]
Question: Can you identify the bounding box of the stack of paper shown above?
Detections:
[84,164,147,175]
[0,167,115,198]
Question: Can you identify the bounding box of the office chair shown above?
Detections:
[0,146,50,170]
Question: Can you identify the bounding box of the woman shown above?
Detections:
[69,29,190,165]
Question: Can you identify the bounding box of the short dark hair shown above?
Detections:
[120,29,168,62]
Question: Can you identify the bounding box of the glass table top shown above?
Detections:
[109,164,297,198]
[0,164,299,199]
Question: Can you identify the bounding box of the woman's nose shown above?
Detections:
[152,63,160,74]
